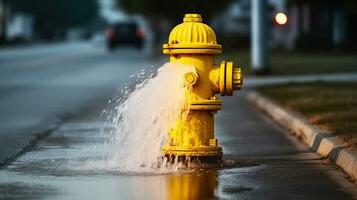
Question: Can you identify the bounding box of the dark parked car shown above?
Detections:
[106,22,144,50]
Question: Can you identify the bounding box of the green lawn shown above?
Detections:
[257,82,357,148]
[220,50,357,75]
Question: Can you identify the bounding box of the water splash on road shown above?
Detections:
[100,62,195,173]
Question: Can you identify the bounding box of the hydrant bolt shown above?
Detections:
[162,13,243,160]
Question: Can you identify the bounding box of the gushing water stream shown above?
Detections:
[100,62,195,173]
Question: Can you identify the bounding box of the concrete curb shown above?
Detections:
[246,91,357,181]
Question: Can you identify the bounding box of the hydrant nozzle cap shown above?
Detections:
[183,14,202,22]
[184,72,198,86]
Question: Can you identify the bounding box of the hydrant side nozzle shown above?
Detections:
[211,61,243,96]
[219,61,226,96]
[209,67,220,94]
[209,61,236,96]
[225,62,234,96]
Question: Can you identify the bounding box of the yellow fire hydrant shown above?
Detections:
[162,14,243,160]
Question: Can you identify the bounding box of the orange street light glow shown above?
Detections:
[275,12,287,25]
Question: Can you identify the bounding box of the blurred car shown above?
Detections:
[91,30,106,46]
[105,22,144,50]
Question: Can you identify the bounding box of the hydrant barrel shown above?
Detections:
[162,14,243,161]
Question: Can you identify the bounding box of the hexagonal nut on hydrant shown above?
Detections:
[162,13,243,161]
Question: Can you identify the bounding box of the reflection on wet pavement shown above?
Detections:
[166,170,217,200]
[0,182,58,200]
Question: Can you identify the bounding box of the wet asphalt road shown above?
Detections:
[0,42,356,199]
[0,42,160,164]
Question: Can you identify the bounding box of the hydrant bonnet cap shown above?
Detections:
[163,13,222,54]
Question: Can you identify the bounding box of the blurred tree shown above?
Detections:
[288,0,357,13]
[8,0,97,38]
[118,0,232,23]
[288,0,357,48]
[117,0,232,45]
[0,0,7,43]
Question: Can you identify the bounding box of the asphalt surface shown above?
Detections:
[0,42,160,164]
[0,42,356,199]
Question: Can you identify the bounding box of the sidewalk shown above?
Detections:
[244,73,357,88]
[246,91,357,181]
[245,72,357,181]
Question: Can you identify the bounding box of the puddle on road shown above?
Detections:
[6,121,259,176]
[0,121,261,200]
[0,182,58,200]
